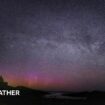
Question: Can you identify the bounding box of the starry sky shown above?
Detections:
[0,0,105,91]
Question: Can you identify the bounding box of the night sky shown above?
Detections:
[0,0,105,91]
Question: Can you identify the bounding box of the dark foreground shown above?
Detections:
[0,96,105,105]
[0,86,105,105]
[0,76,105,105]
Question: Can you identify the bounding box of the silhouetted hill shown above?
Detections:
[0,85,48,98]
[0,85,105,105]
[0,76,48,98]
[15,86,48,97]
[0,76,105,105]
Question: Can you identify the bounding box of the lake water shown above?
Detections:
[44,93,86,100]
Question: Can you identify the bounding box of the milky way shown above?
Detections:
[0,0,105,91]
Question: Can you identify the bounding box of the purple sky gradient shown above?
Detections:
[0,0,105,91]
